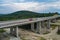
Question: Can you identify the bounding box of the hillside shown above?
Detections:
[0,10,58,21]
[0,14,5,16]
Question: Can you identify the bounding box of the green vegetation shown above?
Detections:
[0,10,58,21]
[43,32,50,34]
[0,29,5,33]
[40,37,46,40]
[22,38,26,40]
[51,25,57,30]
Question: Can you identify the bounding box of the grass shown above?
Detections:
[43,32,50,34]
[40,37,46,40]
[22,38,26,40]
[38,37,46,40]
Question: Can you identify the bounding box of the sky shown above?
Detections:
[0,0,60,14]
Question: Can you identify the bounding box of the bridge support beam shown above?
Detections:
[31,23,35,32]
[36,22,42,34]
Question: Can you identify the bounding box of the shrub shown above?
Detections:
[0,29,6,33]
[51,25,56,30]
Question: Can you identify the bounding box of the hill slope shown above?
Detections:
[0,10,58,21]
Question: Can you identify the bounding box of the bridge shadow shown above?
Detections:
[18,23,37,31]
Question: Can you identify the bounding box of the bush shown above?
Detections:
[51,25,56,30]
[0,29,6,33]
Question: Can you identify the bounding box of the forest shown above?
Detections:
[0,10,58,21]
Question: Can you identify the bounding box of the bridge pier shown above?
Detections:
[14,26,19,37]
[54,18,57,22]
[36,22,42,34]
[10,27,14,35]
[46,20,51,32]
[41,21,47,33]
[31,23,35,32]
[10,26,19,37]
[52,19,57,23]
[41,21,45,28]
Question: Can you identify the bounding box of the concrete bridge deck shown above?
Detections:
[0,15,60,28]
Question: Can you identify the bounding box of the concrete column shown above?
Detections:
[31,23,35,32]
[52,19,57,23]
[54,18,57,22]
[36,22,39,33]
[10,27,14,35]
[14,26,19,37]
[36,22,42,34]
[47,20,51,32]
[47,20,50,28]
[41,21,47,33]
[41,21,45,28]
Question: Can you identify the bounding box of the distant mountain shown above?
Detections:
[0,10,58,21]
[0,14,4,16]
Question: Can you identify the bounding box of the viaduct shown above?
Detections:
[0,15,60,38]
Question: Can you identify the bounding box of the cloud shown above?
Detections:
[0,0,27,4]
[0,0,60,14]
[0,2,48,13]
[19,0,25,2]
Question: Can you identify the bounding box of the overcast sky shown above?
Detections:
[0,0,60,14]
